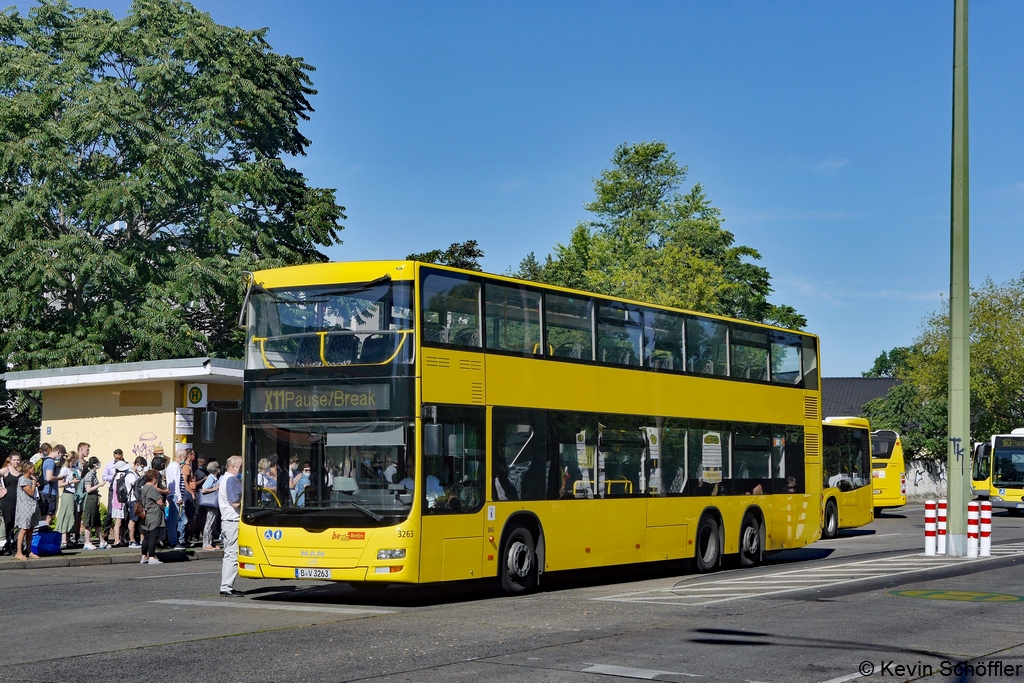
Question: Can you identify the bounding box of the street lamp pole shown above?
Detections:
[947,0,970,557]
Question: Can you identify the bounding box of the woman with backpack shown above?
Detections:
[125,456,147,547]
[14,461,40,559]
[139,469,166,564]
[55,452,80,548]
[80,457,109,551]
[109,460,131,546]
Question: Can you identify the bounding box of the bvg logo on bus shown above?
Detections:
[300,550,325,558]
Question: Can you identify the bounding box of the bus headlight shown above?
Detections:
[240,546,254,557]
[992,496,1003,502]
[377,548,406,560]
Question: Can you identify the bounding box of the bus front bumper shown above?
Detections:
[989,497,1024,510]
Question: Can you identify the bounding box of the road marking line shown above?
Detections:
[152,599,393,615]
[597,545,1024,606]
[819,664,875,683]
[582,663,701,679]
[136,571,221,580]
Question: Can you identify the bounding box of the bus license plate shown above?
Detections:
[295,568,332,580]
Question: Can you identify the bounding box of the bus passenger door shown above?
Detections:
[418,408,487,583]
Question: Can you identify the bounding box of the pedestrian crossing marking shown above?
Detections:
[595,542,1024,607]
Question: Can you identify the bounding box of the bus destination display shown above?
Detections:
[250,384,390,413]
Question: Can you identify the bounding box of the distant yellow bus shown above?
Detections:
[973,432,1024,516]
[971,441,992,498]
[870,429,907,514]
[237,261,824,593]
[820,417,874,538]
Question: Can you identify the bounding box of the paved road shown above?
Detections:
[5,507,1024,682]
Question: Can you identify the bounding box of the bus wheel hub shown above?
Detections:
[508,541,532,577]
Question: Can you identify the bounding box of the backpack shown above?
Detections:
[132,473,146,502]
[34,457,53,487]
[114,471,129,504]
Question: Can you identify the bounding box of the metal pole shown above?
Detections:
[947,0,970,557]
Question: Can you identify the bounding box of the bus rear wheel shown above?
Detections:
[694,515,721,573]
[501,526,537,594]
[739,514,762,567]
[823,499,839,539]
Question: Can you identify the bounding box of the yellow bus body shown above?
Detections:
[238,261,825,589]
[870,429,907,512]
[973,434,1024,515]
[820,417,874,538]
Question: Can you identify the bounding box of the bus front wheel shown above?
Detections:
[823,499,839,539]
[501,526,537,594]
[739,513,762,567]
[694,516,721,573]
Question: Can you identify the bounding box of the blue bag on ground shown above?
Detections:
[31,530,62,556]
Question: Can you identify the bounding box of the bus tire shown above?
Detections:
[823,499,839,539]
[501,526,537,594]
[873,506,883,518]
[694,515,721,573]
[739,513,762,567]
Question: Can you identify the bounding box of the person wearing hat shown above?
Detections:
[108,458,131,546]
[80,456,109,550]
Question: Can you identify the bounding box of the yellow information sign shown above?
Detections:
[889,590,1024,602]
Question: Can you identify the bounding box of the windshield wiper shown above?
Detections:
[335,494,383,522]
[243,508,281,523]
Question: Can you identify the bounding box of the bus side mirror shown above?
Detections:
[201,411,217,443]
[424,423,442,457]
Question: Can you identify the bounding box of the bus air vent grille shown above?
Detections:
[425,355,450,368]
[470,382,484,404]
[803,396,819,420]
[459,359,482,371]
[805,432,820,458]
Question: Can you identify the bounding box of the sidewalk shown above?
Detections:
[0,543,223,571]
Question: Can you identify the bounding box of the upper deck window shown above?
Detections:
[597,302,643,367]
[484,282,543,356]
[730,326,769,381]
[246,281,413,370]
[421,273,481,348]
[545,293,594,361]
[686,318,729,376]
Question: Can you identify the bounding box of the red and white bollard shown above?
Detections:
[924,500,937,556]
[980,500,992,557]
[937,499,947,555]
[967,501,980,559]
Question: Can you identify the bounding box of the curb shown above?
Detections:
[0,548,223,571]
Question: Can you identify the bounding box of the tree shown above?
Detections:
[862,276,1024,453]
[407,240,484,271]
[863,346,915,378]
[862,383,946,459]
[533,142,806,329]
[0,0,345,450]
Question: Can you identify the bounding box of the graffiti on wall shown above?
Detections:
[132,431,161,461]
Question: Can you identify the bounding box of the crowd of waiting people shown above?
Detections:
[0,442,230,562]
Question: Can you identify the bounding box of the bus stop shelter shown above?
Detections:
[3,357,244,469]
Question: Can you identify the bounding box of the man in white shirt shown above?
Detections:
[101,449,124,543]
[218,455,244,597]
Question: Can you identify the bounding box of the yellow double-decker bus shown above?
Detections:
[972,432,1024,516]
[820,417,874,538]
[237,261,824,593]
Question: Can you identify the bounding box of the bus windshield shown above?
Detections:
[871,433,896,460]
[244,420,415,527]
[994,447,1024,489]
[246,281,414,370]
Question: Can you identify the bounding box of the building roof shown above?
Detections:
[1,357,244,390]
[822,377,902,419]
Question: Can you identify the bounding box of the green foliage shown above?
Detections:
[0,0,344,445]
[862,346,915,378]
[862,276,1024,452]
[407,240,484,271]
[532,142,805,329]
[862,382,946,459]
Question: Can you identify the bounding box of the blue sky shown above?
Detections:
[25,1,1024,375]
